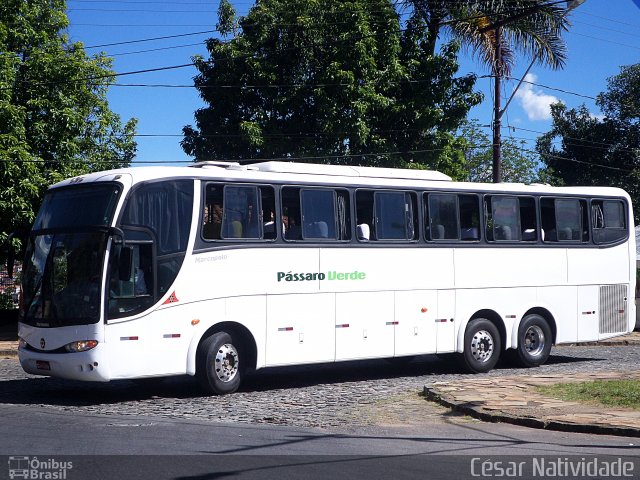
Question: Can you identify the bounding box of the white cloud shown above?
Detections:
[514,73,561,121]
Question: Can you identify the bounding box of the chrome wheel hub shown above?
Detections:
[524,325,545,357]
[214,343,239,383]
[470,330,494,363]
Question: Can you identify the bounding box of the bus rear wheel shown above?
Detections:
[459,318,501,373]
[513,314,552,367]
[196,331,243,395]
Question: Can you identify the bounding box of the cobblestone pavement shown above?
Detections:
[1,344,639,432]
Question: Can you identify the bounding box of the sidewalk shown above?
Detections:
[424,370,640,438]
[0,319,17,357]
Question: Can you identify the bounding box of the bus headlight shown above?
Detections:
[64,340,99,353]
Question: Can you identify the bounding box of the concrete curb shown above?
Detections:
[424,371,640,438]
[423,386,640,438]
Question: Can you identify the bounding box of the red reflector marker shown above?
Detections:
[277,327,294,332]
[163,334,181,338]
[335,324,350,328]
[120,336,139,341]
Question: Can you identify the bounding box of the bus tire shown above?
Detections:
[459,318,501,373]
[513,314,552,367]
[196,331,243,395]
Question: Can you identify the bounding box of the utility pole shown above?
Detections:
[492,27,502,184]
[489,0,585,183]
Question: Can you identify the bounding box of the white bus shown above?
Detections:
[17,161,635,395]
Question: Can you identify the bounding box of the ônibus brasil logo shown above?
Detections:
[8,456,73,479]
[277,270,366,282]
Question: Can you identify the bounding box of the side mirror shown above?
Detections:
[118,246,133,281]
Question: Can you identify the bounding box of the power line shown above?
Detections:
[108,42,204,57]
[83,30,216,49]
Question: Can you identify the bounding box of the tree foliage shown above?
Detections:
[182,0,482,177]
[536,64,640,221]
[409,0,571,76]
[458,119,539,183]
[0,0,137,255]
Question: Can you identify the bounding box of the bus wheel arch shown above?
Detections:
[457,310,504,373]
[194,322,257,395]
[520,307,557,345]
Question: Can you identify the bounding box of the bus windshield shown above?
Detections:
[21,184,121,327]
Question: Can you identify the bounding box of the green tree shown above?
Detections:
[536,64,640,221]
[182,0,482,177]
[0,0,137,257]
[458,119,539,183]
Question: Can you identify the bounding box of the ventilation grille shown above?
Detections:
[599,284,628,334]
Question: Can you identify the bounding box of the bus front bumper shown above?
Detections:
[18,344,110,382]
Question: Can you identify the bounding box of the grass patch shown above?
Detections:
[538,380,640,410]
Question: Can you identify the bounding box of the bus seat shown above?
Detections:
[522,228,536,241]
[559,227,573,240]
[315,221,328,238]
[229,220,243,238]
[496,225,512,240]
[460,227,478,240]
[202,222,221,240]
[286,225,302,240]
[357,223,370,241]
[432,224,445,239]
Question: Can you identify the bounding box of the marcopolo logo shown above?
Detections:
[277,270,366,282]
[8,456,73,479]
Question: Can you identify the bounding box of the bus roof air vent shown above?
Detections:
[190,161,241,169]
[249,161,451,181]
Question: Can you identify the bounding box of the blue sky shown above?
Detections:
[65,0,640,167]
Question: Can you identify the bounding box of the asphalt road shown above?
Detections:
[1,346,640,479]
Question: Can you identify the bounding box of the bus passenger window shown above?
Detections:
[519,197,537,241]
[426,193,458,240]
[541,197,586,243]
[222,186,261,239]
[261,186,277,240]
[374,191,417,241]
[282,188,302,240]
[301,189,337,240]
[459,194,480,241]
[485,196,520,241]
[202,185,223,240]
[356,190,375,241]
[592,199,627,244]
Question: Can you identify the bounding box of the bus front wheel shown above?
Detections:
[196,331,243,395]
[513,314,552,367]
[459,318,501,373]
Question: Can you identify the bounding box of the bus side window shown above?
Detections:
[485,196,520,241]
[459,194,480,241]
[540,198,557,242]
[222,185,261,239]
[282,187,302,240]
[426,193,458,240]
[592,199,627,244]
[519,197,537,241]
[202,184,223,240]
[356,190,375,242]
[555,199,582,242]
[300,188,338,240]
[374,191,417,241]
[541,197,586,243]
[261,186,277,240]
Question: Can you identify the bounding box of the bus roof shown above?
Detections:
[48,161,630,200]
